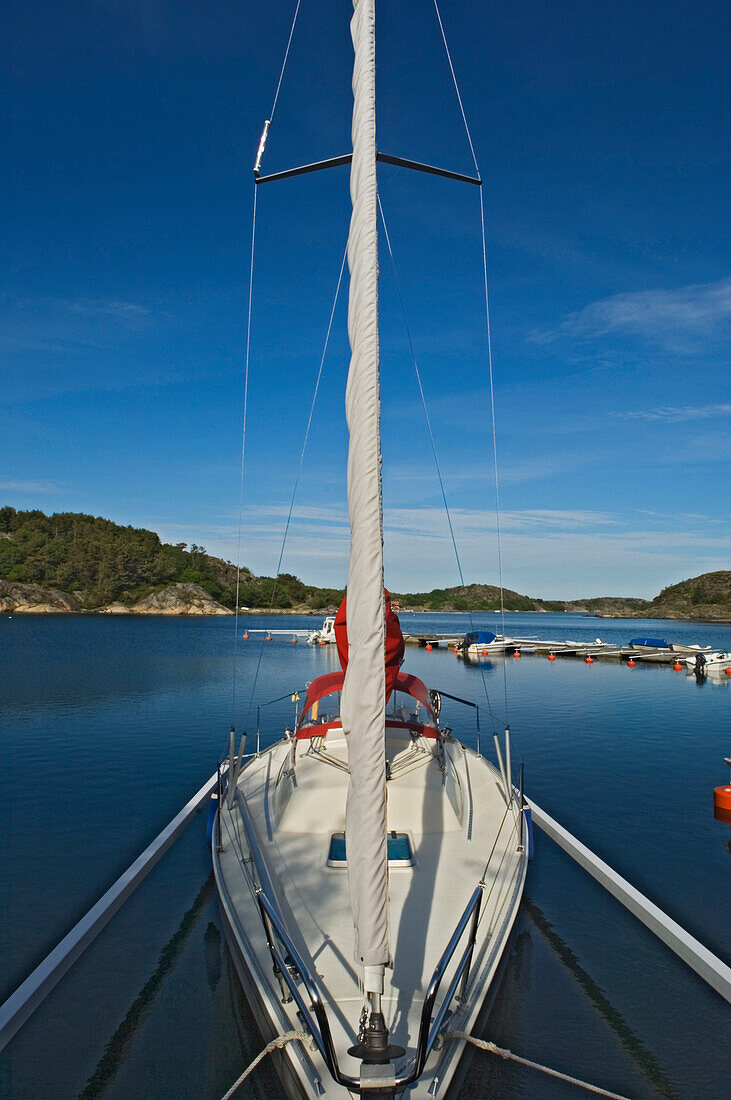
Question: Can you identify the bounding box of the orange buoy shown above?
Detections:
[673,661,683,671]
[291,635,298,644]
[426,643,433,652]
[548,653,556,662]
[242,631,249,640]
[726,667,731,677]
[714,785,731,813]
[319,639,326,646]
[627,659,636,667]
[585,656,594,664]
[481,648,488,655]
[514,651,521,659]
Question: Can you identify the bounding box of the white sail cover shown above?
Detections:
[342,0,390,984]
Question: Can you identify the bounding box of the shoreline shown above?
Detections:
[3,607,730,624]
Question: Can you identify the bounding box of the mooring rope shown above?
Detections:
[220,1030,311,1099]
[220,1026,631,1099]
[438,1030,632,1099]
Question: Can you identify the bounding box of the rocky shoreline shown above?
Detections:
[0,581,231,616]
[1,580,729,622]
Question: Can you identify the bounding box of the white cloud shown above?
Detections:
[619,403,731,423]
[162,502,730,599]
[68,298,154,323]
[0,479,64,494]
[537,276,731,352]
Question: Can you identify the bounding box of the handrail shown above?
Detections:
[435,689,477,708]
[255,882,487,1093]
[231,777,504,1091]
[395,884,484,1087]
[256,892,356,1086]
[231,789,359,1088]
[233,790,282,915]
[433,689,482,755]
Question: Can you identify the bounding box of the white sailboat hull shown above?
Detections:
[214,726,528,1097]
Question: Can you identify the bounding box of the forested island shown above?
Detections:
[1,508,729,621]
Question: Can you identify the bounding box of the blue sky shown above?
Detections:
[4,0,729,598]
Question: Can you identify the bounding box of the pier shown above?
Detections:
[403,633,708,666]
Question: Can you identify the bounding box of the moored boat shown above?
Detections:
[629,636,669,651]
[214,608,528,1096]
[212,0,529,1094]
[308,616,337,645]
[684,650,731,674]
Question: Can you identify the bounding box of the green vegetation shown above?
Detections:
[1,508,728,618]
[648,571,731,619]
[0,508,342,611]
[393,583,544,613]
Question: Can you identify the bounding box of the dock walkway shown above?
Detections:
[403,632,696,665]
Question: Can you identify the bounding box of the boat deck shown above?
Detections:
[215,726,526,1096]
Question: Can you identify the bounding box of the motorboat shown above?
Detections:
[684,650,731,674]
[308,616,337,645]
[460,630,514,655]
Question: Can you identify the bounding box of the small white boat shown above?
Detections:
[308,615,337,645]
[461,630,514,655]
[670,643,712,654]
[685,650,731,673]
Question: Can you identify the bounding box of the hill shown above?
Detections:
[0,508,342,612]
[0,508,728,619]
[645,571,731,621]
[393,583,552,613]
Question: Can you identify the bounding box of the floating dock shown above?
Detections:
[402,633,705,665]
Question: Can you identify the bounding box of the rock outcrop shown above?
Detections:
[129,583,231,615]
[0,582,80,614]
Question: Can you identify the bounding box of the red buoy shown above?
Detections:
[514,650,521,659]
[714,785,731,814]
[481,648,488,655]
[548,653,556,662]
[726,667,731,677]
[426,643,433,652]
[291,635,298,644]
[673,661,683,671]
[627,659,636,667]
[585,656,594,664]
[319,639,326,646]
[242,631,249,640]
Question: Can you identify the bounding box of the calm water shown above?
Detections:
[1,612,730,1098]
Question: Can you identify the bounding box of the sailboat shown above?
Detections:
[213,2,529,1095]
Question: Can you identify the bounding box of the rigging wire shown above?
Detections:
[231,181,259,725]
[430,0,511,728]
[377,195,497,733]
[231,0,302,727]
[240,243,349,736]
[269,0,303,124]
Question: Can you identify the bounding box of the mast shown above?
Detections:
[342,0,390,1002]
